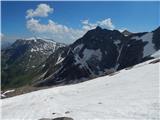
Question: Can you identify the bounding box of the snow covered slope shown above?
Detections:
[1,59,159,120]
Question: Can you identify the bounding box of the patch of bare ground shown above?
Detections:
[1,85,51,99]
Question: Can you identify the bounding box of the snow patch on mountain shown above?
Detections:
[55,55,65,65]
[1,89,15,98]
[30,48,38,52]
[74,53,94,75]
[82,48,102,61]
[26,37,56,44]
[141,32,155,57]
[26,37,37,41]
[28,40,61,55]
[114,40,121,45]
[151,50,160,58]
[73,44,84,53]
[132,32,155,57]
[74,48,102,75]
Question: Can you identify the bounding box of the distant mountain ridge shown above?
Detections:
[1,27,160,90]
[1,37,65,89]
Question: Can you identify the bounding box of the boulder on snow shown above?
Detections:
[39,117,73,120]
[53,117,74,120]
[39,118,52,120]
[149,59,160,64]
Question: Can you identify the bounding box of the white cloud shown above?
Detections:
[26,4,116,43]
[0,33,4,38]
[81,19,89,25]
[26,18,115,43]
[26,18,84,43]
[118,28,128,32]
[26,4,53,18]
[82,18,115,31]
[82,20,96,31]
[0,33,4,40]
[97,18,115,30]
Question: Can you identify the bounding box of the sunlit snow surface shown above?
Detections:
[1,59,159,120]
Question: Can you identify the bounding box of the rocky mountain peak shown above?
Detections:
[35,27,160,87]
[122,30,132,36]
[153,26,160,32]
[95,26,102,30]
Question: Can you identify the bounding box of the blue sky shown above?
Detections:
[1,1,160,43]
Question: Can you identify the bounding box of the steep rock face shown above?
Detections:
[152,27,160,50]
[35,27,160,87]
[1,38,65,89]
